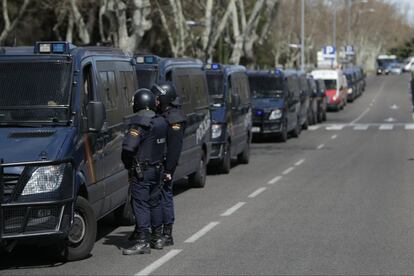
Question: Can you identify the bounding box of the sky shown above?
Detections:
[387,0,414,25]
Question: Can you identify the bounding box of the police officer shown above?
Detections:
[121,88,168,255]
[152,82,187,246]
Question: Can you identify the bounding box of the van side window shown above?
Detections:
[96,61,121,126]
[82,64,94,115]
[173,68,192,113]
[190,69,208,108]
[116,61,136,117]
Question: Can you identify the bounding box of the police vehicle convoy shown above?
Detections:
[134,55,211,188]
[0,42,139,260]
[0,41,366,261]
[204,63,252,173]
[248,69,302,141]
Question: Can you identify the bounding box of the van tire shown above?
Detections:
[189,151,207,188]
[278,120,288,142]
[219,142,231,174]
[238,139,250,164]
[302,117,309,130]
[114,186,135,226]
[62,196,97,261]
[291,119,301,138]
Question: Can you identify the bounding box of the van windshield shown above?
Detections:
[0,60,72,125]
[136,68,158,89]
[249,76,284,98]
[323,79,337,90]
[206,73,224,105]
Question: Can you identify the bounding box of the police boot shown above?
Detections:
[128,227,140,241]
[150,226,164,250]
[163,224,174,246]
[122,231,151,255]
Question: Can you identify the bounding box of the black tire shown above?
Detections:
[238,138,250,164]
[114,186,135,226]
[302,116,309,130]
[218,142,231,174]
[278,120,288,142]
[189,151,207,188]
[291,118,301,138]
[63,196,97,261]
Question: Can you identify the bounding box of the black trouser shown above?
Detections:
[130,166,163,232]
[161,179,174,225]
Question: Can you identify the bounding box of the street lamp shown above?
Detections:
[301,0,305,71]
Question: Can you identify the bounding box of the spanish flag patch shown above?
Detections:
[129,129,140,137]
[171,123,181,131]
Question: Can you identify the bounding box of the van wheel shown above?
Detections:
[278,120,288,142]
[114,186,135,226]
[291,118,301,138]
[238,139,250,164]
[218,142,231,174]
[62,196,97,261]
[322,110,327,121]
[189,151,207,188]
[302,117,309,130]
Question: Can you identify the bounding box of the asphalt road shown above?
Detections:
[2,74,414,275]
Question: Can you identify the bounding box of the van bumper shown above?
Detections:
[252,121,283,135]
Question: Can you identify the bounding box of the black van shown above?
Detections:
[297,71,311,130]
[205,64,251,173]
[0,42,138,260]
[307,76,319,125]
[134,55,211,188]
[315,79,328,122]
[248,69,302,141]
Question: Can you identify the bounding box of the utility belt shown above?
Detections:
[131,159,163,180]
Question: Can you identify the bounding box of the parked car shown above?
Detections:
[297,71,311,129]
[0,41,140,260]
[205,64,252,173]
[311,69,347,111]
[307,76,319,125]
[343,68,358,102]
[247,69,302,141]
[134,55,212,188]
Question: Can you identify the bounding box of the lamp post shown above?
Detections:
[300,0,305,71]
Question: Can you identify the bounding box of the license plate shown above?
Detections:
[252,127,261,133]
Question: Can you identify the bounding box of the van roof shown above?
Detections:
[311,69,341,79]
[205,64,246,75]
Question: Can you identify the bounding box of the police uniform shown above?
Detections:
[162,106,187,233]
[121,109,168,254]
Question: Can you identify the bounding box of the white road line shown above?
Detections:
[308,125,321,131]
[326,124,345,130]
[317,144,325,150]
[248,187,267,198]
[184,222,220,243]
[136,249,183,276]
[220,202,246,217]
[282,167,295,175]
[350,107,370,124]
[268,175,282,185]
[294,159,305,166]
[353,124,369,130]
[379,124,393,130]
[331,134,338,140]
[405,124,414,130]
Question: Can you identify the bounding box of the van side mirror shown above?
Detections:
[87,101,105,132]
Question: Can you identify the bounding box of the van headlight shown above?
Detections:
[347,88,353,94]
[22,164,66,195]
[211,124,223,139]
[269,109,282,120]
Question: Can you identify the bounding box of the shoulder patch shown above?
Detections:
[171,123,181,131]
[129,129,140,137]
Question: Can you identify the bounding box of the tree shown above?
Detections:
[0,0,31,45]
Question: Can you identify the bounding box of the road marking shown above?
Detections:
[221,202,246,216]
[326,124,344,130]
[390,104,399,110]
[353,124,369,130]
[282,167,295,175]
[184,222,220,243]
[384,117,396,122]
[379,124,393,130]
[331,134,338,139]
[268,175,282,184]
[308,125,321,131]
[350,107,370,124]
[294,159,305,166]
[405,124,414,130]
[248,187,267,198]
[136,249,183,276]
[317,144,325,150]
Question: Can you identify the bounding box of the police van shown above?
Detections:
[0,42,138,260]
[205,64,251,173]
[248,69,302,141]
[297,71,311,130]
[134,55,211,188]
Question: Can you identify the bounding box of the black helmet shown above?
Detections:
[151,82,177,108]
[133,88,156,113]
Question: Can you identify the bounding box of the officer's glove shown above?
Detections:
[163,173,172,183]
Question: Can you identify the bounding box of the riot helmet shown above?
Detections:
[151,82,177,109]
[133,88,156,113]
